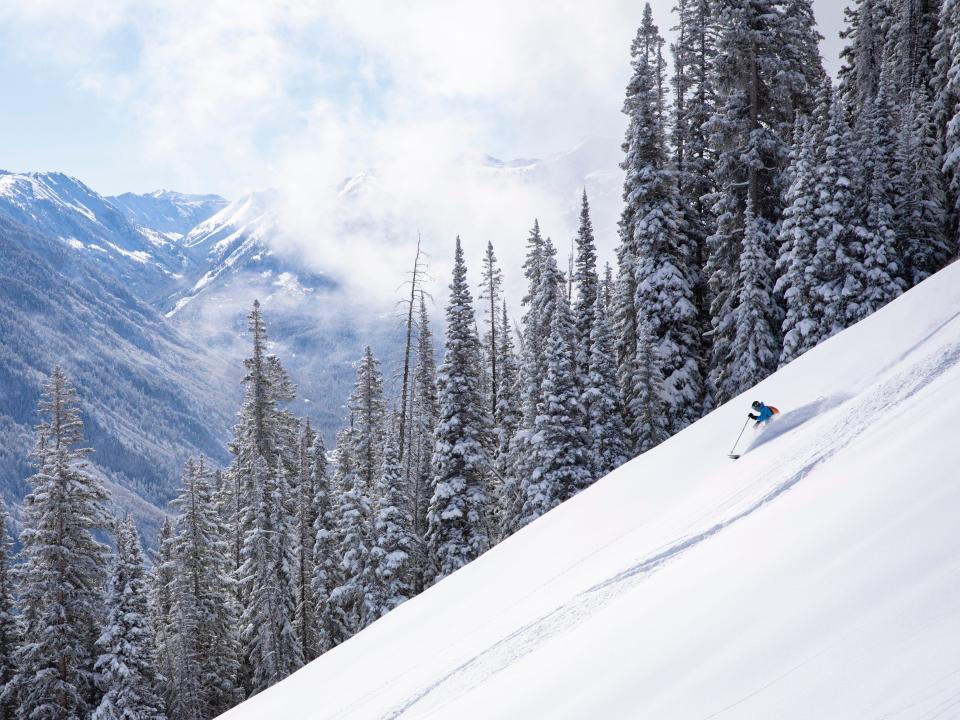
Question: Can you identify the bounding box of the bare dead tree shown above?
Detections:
[396,233,427,462]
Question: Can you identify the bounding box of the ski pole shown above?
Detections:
[729,417,750,456]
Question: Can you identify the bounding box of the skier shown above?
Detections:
[748,400,778,427]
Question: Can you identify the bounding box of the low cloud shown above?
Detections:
[2,0,845,311]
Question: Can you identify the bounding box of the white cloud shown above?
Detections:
[2,0,846,310]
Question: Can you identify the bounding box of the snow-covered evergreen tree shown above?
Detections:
[858,71,908,319]
[478,241,504,420]
[502,235,567,537]
[810,95,868,337]
[780,0,828,115]
[7,367,111,720]
[350,347,387,492]
[239,456,302,695]
[492,300,522,531]
[705,0,823,403]
[408,296,438,590]
[228,300,298,628]
[933,0,960,239]
[671,1,716,393]
[371,439,415,616]
[628,323,670,453]
[522,272,592,522]
[0,504,18,720]
[619,23,702,433]
[329,428,378,634]
[573,189,600,379]
[293,420,321,662]
[885,0,942,98]
[148,518,177,717]
[311,430,342,654]
[727,201,781,393]
[426,237,491,582]
[583,293,632,477]
[671,0,718,221]
[838,0,891,111]
[777,118,822,365]
[518,220,549,398]
[616,14,664,401]
[170,457,242,716]
[895,92,952,285]
[92,518,166,720]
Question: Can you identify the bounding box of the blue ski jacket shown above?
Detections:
[750,403,774,424]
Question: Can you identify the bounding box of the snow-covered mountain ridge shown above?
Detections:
[0,141,619,528]
[108,188,228,238]
[221,257,960,719]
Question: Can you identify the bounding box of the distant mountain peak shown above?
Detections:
[108,188,229,239]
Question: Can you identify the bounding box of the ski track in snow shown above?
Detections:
[376,336,960,720]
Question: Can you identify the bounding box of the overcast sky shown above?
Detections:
[0,1,847,198]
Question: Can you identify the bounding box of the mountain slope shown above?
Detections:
[107,189,228,238]
[0,214,234,533]
[0,171,196,302]
[222,260,960,719]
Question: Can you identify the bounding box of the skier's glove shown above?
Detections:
[748,413,757,420]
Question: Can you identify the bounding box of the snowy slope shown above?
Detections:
[107,189,227,238]
[0,171,195,301]
[0,214,233,536]
[222,260,960,720]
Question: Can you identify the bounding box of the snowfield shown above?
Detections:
[222,260,960,719]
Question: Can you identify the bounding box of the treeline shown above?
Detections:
[2,0,960,718]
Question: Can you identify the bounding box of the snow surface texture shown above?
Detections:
[222,260,960,719]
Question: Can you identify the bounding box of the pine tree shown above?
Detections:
[407,296,438,590]
[239,456,302,695]
[672,0,718,369]
[502,237,567,537]
[520,274,592,523]
[619,18,702,433]
[293,420,321,662]
[671,0,718,221]
[780,0,828,115]
[169,457,242,716]
[933,0,960,239]
[705,0,823,403]
[628,323,670,453]
[895,91,952,285]
[8,367,111,720]
[583,293,632,477]
[777,118,822,365]
[311,430,342,654]
[885,0,942,99]
[427,237,491,582]
[519,220,549,396]
[573,190,600,379]
[810,95,868,338]
[478,241,504,420]
[727,201,781,393]
[616,12,665,399]
[0,504,18,720]
[228,300,298,614]
[92,518,166,720]
[329,428,378,635]
[349,347,387,492]
[371,439,415,616]
[858,70,908,319]
[492,300,522,531]
[838,0,892,111]
[148,518,178,718]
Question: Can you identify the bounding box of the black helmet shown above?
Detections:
[751,400,761,410]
